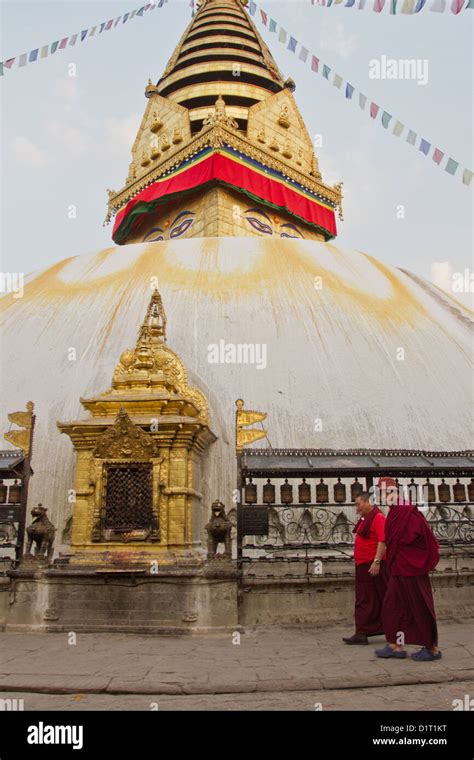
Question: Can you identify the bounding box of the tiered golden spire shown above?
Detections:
[105,0,343,242]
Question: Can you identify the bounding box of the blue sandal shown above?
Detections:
[375,644,407,659]
[411,647,442,661]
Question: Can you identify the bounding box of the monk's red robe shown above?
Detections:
[382,503,440,649]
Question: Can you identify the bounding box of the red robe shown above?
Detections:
[382,503,440,648]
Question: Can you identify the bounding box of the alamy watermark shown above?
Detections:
[208,340,267,370]
[369,55,428,86]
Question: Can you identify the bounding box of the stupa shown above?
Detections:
[0,0,472,572]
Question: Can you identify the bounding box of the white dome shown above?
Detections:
[1,237,472,542]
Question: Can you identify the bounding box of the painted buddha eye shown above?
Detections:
[244,208,273,235]
[280,223,304,239]
[169,210,195,238]
[143,227,164,242]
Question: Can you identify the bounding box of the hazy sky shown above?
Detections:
[1,0,472,305]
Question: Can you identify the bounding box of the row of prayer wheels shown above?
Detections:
[243,477,474,505]
[0,479,23,505]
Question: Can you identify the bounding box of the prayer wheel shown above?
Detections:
[262,478,275,504]
[8,480,22,504]
[316,478,329,504]
[280,479,293,505]
[423,479,436,504]
[298,478,311,504]
[244,477,257,504]
[0,480,7,504]
[438,479,450,504]
[351,478,363,502]
[468,478,474,503]
[453,479,466,503]
[334,477,346,504]
[408,478,418,504]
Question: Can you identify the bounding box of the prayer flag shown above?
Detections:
[269,18,277,32]
[406,129,417,145]
[373,0,386,10]
[345,82,354,99]
[278,28,287,43]
[59,37,68,49]
[311,55,319,72]
[323,64,331,79]
[333,74,343,89]
[419,138,431,155]
[381,111,392,128]
[393,120,404,136]
[260,10,268,24]
[19,53,27,67]
[359,93,367,110]
[249,1,256,15]
[445,158,459,175]
[370,102,380,118]
[299,47,309,62]
[288,36,297,53]
[462,168,473,186]
[50,41,59,54]
[432,148,444,164]
[29,49,39,62]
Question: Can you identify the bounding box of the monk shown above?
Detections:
[343,491,389,645]
[375,477,441,661]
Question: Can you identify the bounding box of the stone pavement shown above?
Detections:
[0,620,472,709]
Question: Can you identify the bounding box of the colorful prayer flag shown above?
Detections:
[390,0,398,11]
[299,47,309,62]
[323,64,331,79]
[41,45,49,58]
[311,56,319,72]
[4,58,15,69]
[29,49,39,62]
[333,74,343,89]
[69,34,78,46]
[359,0,367,7]
[429,0,446,10]
[123,13,130,23]
[466,0,474,7]
[105,20,113,30]
[393,120,404,136]
[345,0,356,5]
[432,148,444,164]
[462,168,473,186]
[345,83,354,99]
[269,18,277,32]
[359,93,367,110]
[0,62,3,77]
[114,17,121,27]
[414,0,426,10]
[50,41,59,54]
[419,138,431,155]
[137,6,145,15]
[260,10,268,24]
[401,0,416,11]
[89,26,97,37]
[450,0,464,11]
[278,28,287,43]
[59,38,68,49]
[381,111,392,128]
[370,102,380,119]
[406,130,417,145]
[373,0,385,11]
[80,30,88,41]
[19,53,27,67]
[100,22,106,33]
[249,0,256,15]
[288,36,297,52]
[445,158,459,175]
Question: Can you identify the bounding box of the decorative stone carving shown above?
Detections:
[278,105,290,128]
[205,500,232,560]
[93,408,156,460]
[25,504,56,563]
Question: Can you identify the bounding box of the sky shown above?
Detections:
[0,0,473,306]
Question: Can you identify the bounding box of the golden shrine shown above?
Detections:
[57,290,216,565]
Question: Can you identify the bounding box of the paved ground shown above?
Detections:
[0,620,472,710]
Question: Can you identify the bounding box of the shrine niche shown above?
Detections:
[57,290,216,566]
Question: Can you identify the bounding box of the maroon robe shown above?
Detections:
[355,561,389,635]
[382,502,440,649]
